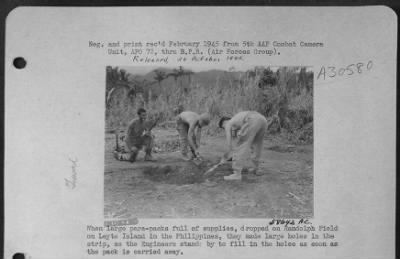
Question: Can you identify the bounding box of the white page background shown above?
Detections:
[4,6,397,259]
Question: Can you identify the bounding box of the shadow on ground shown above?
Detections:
[104,128,313,218]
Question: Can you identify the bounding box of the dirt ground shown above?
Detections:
[104,128,313,219]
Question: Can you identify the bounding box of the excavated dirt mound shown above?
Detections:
[142,162,234,185]
[268,145,296,153]
[104,131,313,218]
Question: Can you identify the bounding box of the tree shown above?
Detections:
[105,66,136,107]
[258,67,277,89]
[167,68,180,82]
[119,69,130,81]
[154,69,167,86]
[167,66,194,97]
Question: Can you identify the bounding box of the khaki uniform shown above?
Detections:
[224,111,268,175]
[117,118,156,162]
[176,111,203,159]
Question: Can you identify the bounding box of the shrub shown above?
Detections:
[105,66,313,144]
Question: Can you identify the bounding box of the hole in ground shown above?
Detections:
[142,162,233,185]
[268,145,296,153]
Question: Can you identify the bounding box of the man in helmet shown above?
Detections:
[219,111,268,180]
[176,111,211,160]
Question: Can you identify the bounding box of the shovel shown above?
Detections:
[203,155,233,176]
[203,161,224,176]
[191,157,203,166]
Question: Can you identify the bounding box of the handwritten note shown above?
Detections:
[316,60,373,81]
[65,157,78,189]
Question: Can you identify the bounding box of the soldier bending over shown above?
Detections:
[176,111,210,160]
[219,111,268,180]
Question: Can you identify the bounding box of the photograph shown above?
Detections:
[4,6,397,259]
[104,65,313,219]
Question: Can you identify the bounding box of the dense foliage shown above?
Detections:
[105,66,313,144]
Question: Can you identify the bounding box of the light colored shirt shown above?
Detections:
[224,111,251,153]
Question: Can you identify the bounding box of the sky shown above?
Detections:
[119,65,296,76]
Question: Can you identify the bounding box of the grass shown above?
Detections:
[105,67,313,144]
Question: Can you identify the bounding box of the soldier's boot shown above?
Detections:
[113,151,122,161]
[114,150,138,163]
[223,169,242,181]
[182,151,195,161]
[129,149,139,163]
[144,149,157,162]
